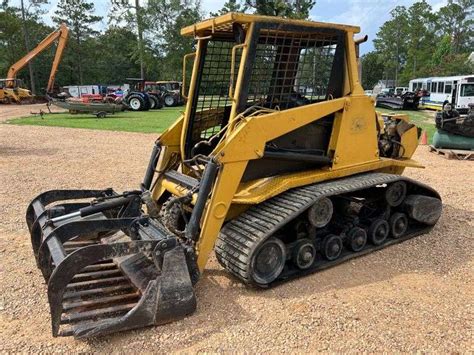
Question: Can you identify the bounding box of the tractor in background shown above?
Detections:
[123,78,164,111]
[156,80,185,107]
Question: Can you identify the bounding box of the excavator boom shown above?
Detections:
[6,23,69,93]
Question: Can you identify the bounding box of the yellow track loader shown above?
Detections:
[26,13,442,338]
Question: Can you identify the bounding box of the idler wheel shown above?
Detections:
[322,234,342,261]
[389,212,408,238]
[250,237,286,285]
[308,197,333,228]
[292,239,316,270]
[385,181,407,207]
[368,219,389,245]
[347,227,367,252]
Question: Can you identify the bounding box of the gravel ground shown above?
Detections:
[0,103,65,123]
[0,122,472,352]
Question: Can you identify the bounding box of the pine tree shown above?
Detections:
[210,0,248,16]
[110,0,148,79]
[211,0,316,19]
[52,0,102,84]
[245,0,316,19]
[437,0,473,54]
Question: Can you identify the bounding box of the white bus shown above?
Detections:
[409,75,474,113]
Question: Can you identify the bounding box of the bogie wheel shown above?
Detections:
[389,212,408,238]
[164,94,176,107]
[127,94,144,111]
[322,234,343,261]
[385,181,407,207]
[250,237,286,285]
[292,239,316,270]
[368,219,389,245]
[347,227,367,252]
[308,197,333,228]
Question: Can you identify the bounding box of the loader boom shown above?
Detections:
[6,23,69,93]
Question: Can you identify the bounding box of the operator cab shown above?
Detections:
[181,13,354,179]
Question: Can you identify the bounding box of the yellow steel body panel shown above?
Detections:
[231,158,422,205]
[153,15,422,272]
[196,161,248,270]
[400,126,419,158]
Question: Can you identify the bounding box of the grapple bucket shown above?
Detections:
[25,189,197,338]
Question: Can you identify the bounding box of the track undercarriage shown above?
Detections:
[216,173,441,287]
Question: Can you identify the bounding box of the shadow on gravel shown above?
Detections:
[81,275,251,349]
[0,145,56,157]
[201,204,472,299]
[76,204,471,349]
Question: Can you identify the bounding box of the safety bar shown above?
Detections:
[182,52,196,100]
[228,43,246,100]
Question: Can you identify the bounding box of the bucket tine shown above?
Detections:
[26,189,198,338]
[46,241,196,338]
[37,218,135,280]
[26,189,116,261]
[26,189,113,231]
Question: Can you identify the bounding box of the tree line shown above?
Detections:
[361,0,473,90]
[0,0,317,95]
[0,0,472,95]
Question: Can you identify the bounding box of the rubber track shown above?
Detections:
[215,172,439,286]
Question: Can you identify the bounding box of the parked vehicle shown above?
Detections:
[394,87,409,96]
[143,81,164,109]
[156,80,185,106]
[122,79,152,111]
[122,78,165,111]
[51,98,122,118]
[409,75,474,114]
[62,85,107,98]
[1,23,68,103]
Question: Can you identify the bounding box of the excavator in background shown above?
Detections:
[0,23,69,104]
[26,14,442,339]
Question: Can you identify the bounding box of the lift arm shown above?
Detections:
[6,23,69,93]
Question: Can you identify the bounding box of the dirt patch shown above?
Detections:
[0,124,472,352]
[0,103,66,122]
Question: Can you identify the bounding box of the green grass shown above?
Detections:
[6,107,182,133]
[6,105,438,144]
[377,108,437,143]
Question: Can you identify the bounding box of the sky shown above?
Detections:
[13,0,448,55]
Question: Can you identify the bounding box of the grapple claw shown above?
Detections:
[26,189,197,338]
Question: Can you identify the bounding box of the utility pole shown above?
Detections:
[135,0,145,79]
[20,0,36,95]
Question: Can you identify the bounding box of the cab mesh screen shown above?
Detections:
[188,27,340,156]
[247,29,339,109]
[192,40,241,142]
